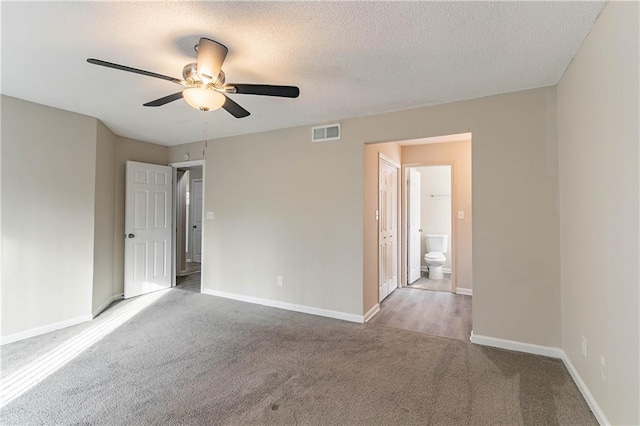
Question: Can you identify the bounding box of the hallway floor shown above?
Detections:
[368,287,472,341]
[175,272,201,293]
[408,273,452,292]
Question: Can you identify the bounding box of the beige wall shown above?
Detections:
[363,142,402,312]
[358,88,560,346]
[197,125,364,315]
[112,137,169,296]
[168,140,206,163]
[416,165,452,270]
[0,98,178,338]
[403,140,472,289]
[187,86,560,347]
[92,121,116,315]
[557,1,639,424]
[1,96,97,337]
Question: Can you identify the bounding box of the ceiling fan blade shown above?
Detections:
[87,58,184,85]
[197,38,228,81]
[143,92,184,107]
[229,84,300,98]
[222,95,250,118]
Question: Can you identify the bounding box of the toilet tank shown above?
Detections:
[426,234,448,252]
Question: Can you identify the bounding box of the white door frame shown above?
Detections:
[401,162,456,292]
[169,160,205,292]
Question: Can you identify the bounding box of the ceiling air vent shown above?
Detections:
[311,123,341,142]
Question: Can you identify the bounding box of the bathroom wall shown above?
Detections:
[403,140,472,290]
[416,165,452,270]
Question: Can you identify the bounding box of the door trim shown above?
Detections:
[169,160,206,293]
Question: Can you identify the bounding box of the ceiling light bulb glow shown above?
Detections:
[182,87,225,112]
[197,38,228,81]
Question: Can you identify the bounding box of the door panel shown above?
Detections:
[125,161,173,299]
[379,157,398,302]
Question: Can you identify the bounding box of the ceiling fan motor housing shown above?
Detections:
[182,63,225,89]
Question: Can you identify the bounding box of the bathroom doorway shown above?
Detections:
[406,165,453,292]
[363,134,472,341]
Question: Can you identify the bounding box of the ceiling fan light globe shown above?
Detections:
[183,87,225,112]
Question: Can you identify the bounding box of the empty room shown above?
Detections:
[1,2,638,425]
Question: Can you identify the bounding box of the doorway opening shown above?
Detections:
[171,160,205,293]
[363,133,472,341]
[406,165,453,292]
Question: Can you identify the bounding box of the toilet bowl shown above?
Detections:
[424,234,448,280]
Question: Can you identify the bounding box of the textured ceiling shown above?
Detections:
[1,1,605,146]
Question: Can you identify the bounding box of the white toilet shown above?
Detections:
[425,234,449,280]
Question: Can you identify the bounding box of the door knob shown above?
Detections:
[127,233,135,239]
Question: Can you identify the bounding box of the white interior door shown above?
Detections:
[191,179,203,263]
[408,168,422,284]
[124,161,173,299]
[379,157,398,302]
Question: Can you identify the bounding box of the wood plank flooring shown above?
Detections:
[408,274,452,292]
[175,272,201,293]
[178,261,201,277]
[368,287,472,341]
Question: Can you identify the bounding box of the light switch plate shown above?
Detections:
[206,211,215,220]
[457,211,464,220]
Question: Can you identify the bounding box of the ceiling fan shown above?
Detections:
[87,38,300,118]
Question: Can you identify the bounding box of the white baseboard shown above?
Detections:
[1,314,93,346]
[420,266,452,274]
[202,288,364,323]
[470,332,609,425]
[560,352,610,425]
[363,304,380,322]
[470,332,564,358]
[114,293,124,301]
[456,287,472,296]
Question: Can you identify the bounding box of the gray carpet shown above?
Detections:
[1,289,596,425]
